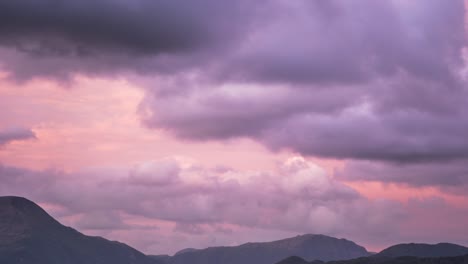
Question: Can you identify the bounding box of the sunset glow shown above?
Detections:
[1,0,467,256]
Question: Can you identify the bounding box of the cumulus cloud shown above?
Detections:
[0,157,405,249]
[3,157,468,253]
[0,127,36,145]
[138,0,468,163]
[0,0,467,164]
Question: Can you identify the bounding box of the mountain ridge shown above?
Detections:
[165,233,370,264]
[375,242,468,258]
[275,254,468,264]
[0,196,161,264]
[3,196,468,264]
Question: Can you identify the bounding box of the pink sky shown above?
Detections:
[2,73,468,254]
[1,0,468,256]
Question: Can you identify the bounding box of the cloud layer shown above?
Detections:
[2,156,468,253]
[0,157,407,251]
[139,0,468,163]
[0,157,385,230]
[0,0,259,79]
[338,159,468,195]
[1,0,465,164]
[1,0,468,254]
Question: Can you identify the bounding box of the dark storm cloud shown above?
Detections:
[0,0,257,54]
[0,0,259,79]
[0,127,36,145]
[0,0,467,164]
[139,0,468,163]
[261,107,468,163]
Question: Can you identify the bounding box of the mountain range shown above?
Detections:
[276,255,468,264]
[1,196,468,264]
[374,243,468,258]
[158,234,370,264]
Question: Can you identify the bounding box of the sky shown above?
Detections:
[1,0,468,256]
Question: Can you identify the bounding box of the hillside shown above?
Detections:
[276,254,468,264]
[0,196,161,264]
[375,243,468,258]
[166,234,370,264]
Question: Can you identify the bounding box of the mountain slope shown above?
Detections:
[0,196,160,264]
[375,243,468,258]
[168,234,370,264]
[277,254,468,264]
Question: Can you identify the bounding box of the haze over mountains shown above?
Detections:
[1,196,468,264]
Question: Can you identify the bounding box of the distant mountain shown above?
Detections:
[166,234,370,264]
[375,243,468,258]
[276,256,312,264]
[277,254,468,264]
[174,248,199,255]
[0,196,161,264]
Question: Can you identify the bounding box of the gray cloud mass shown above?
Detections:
[0,0,467,188]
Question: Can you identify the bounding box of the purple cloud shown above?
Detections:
[1,0,468,254]
[138,0,468,163]
[337,159,468,194]
[0,0,260,80]
[0,157,406,251]
[0,0,467,164]
[0,127,36,145]
[2,157,468,253]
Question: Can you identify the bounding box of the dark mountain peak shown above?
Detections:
[376,242,468,258]
[240,234,360,249]
[0,196,60,237]
[277,234,359,246]
[169,234,370,264]
[261,234,369,259]
[0,196,39,211]
[1,196,53,217]
[0,196,160,264]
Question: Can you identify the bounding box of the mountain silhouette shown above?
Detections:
[374,243,468,258]
[3,196,468,264]
[276,255,468,264]
[166,234,370,264]
[0,196,160,264]
[275,256,326,264]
